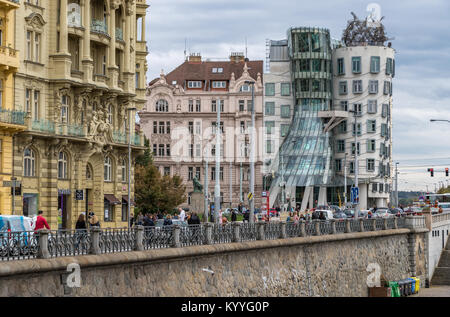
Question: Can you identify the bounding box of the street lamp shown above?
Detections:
[127,107,137,228]
[348,109,359,218]
[245,80,256,223]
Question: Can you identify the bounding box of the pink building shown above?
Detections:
[139,53,264,210]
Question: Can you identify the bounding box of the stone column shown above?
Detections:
[171,225,181,248]
[314,220,321,236]
[141,15,146,42]
[256,221,265,240]
[299,220,306,237]
[89,227,101,255]
[134,225,144,251]
[37,229,50,259]
[204,223,213,245]
[280,221,287,239]
[109,5,116,67]
[124,12,131,73]
[371,218,377,231]
[330,219,337,235]
[82,0,93,81]
[232,222,241,243]
[393,217,398,229]
[383,218,388,230]
[345,219,351,233]
[359,218,364,232]
[60,0,68,54]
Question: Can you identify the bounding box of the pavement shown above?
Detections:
[411,286,450,297]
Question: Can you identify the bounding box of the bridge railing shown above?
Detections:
[0,216,426,262]
[432,213,450,225]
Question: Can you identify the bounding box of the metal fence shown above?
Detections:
[0,216,426,262]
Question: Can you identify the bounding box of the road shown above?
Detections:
[411,286,450,297]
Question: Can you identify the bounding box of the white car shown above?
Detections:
[373,208,393,218]
[315,209,334,220]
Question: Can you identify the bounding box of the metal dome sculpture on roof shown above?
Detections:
[342,12,390,47]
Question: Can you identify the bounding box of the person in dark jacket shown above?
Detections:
[75,214,87,230]
[188,212,201,225]
[143,214,155,227]
[163,215,173,226]
[231,209,237,222]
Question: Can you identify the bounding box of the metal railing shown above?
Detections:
[0,109,26,125]
[91,19,108,35]
[116,28,123,41]
[0,216,426,262]
[32,120,56,133]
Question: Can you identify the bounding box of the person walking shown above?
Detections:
[34,210,50,231]
[179,208,186,222]
[74,214,88,249]
[231,208,237,222]
[218,209,223,224]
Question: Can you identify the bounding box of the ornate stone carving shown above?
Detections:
[87,110,114,146]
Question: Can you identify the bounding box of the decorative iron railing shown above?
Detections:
[116,27,123,41]
[32,120,56,133]
[113,130,126,143]
[91,19,108,35]
[0,216,426,262]
[0,109,26,126]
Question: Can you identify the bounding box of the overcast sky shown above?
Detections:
[143,0,450,192]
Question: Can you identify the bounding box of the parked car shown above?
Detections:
[333,211,347,219]
[373,208,394,218]
[314,208,334,220]
[389,208,406,217]
[343,209,366,218]
[405,206,422,216]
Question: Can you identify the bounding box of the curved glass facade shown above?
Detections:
[278,27,333,188]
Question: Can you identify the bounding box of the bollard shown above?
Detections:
[280,221,287,239]
[371,218,377,231]
[204,223,213,245]
[359,218,365,232]
[345,219,352,233]
[331,219,337,235]
[89,227,101,255]
[37,229,50,259]
[171,225,181,248]
[299,220,306,237]
[134,225,144,251]
[232,222,241,243]
[256,221,266,240]
[314,220,321,236]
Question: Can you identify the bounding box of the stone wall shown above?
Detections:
[0,229,427,297]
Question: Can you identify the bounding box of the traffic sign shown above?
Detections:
[351,187,359,204]
[248,193,253,201]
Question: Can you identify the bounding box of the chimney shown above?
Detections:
[230,52,245,63]
[188,53,202,63]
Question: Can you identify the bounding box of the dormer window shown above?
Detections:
[188,81,202,88]
[172,81,177,85]
[212,81,226,89]
[240,85,250,92]
[212,68,223,73]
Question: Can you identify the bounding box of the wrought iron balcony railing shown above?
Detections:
[115,27,123,41]
[91,19,108,35]
[0,109,26,126]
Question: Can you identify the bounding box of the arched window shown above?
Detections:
[23,148,36,177]
[61,95,69,123]
[58,152,68,179]
[104,156,112,181]
[156,99,168,112]
[121,158,127,182]
[240,84,250,92]
[86,163,93,180]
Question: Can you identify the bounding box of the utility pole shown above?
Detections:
[214,99,221,223]
[344,153,347,206]
[351,110,359,218]
[281,153,285,212]
[395,162,399,208]
[204,159,209,222]
[126,107,136,228]
[240,162,243,203]
[246,81,256,224]
[229,161,232,208]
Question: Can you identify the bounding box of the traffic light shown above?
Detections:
[446,168,449,177]
[428,168,434,177]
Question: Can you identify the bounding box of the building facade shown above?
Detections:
[0,0,26,215]
[262,40,295,193]
[11,0,148,229]
[140,54,264,210]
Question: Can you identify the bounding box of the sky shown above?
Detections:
[143,0,450,192]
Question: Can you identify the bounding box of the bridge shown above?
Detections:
[0,217,432,296]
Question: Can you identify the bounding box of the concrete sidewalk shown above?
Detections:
[411,286,450,297]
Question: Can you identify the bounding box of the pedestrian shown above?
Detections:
[218,209,223,224]
[157,211,163,219]
[231,208,237,222]
[75,214,87,230]
[130,212,135,227]
[319,211,326,221]
[179,208,186,222]
[163,215,173,226]
[34,210,50,231]
[88,212,100,228]
[173,213,179,220]
[188,212,201,225]
[143,213,155,227]
[293,212,299,224]
[439,206,444,214]
[222,216,228,224]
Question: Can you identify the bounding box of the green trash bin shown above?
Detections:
[388,281,400,297]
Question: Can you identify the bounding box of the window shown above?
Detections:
[104,156,112,181]
[240,121,245,133]
[26,31,32,60]
[188,167,193,181]
[26,89,32,113]
[121,159,127,182]
[337,58,345,75]
[338,121,347,134]
[108,104,113,124]
[352,123,362,136]
[156,99,168,112]
[382,104,389,118]
[153,121,157,134]
[195,167,201,180]
[58,152,68,179]
[265,121,275,134]
[212,121,224,133]
[188,99,194,112]
[61,95,69,123]
[367,159,375,172]
[381,124,388,137]
[353,103,362,116]
[104,199,112,222]
[383,81,391,95]
[265,102,275,116]
[152,144,157,156]
[369,80,378,94]
[353,80,363,94]
[212,81,226,89]
[188,122,193,134]
[211,167,215,180]
[23,148,36,177]
[220,167,224,181]
[34,33,40,63]
[335,159,342,172]
[166,144,171,157]
[195,99,201,112]
[265,83,275,96]
[166,122,171,134]
[158,144,164,157]
[368,100,377,114]
[299,59,310,72]
[247,100,252,112]
[370,56,380,73]
[351,142,361,155]
[188,81,202,88]
[86,164,93,180]
[189,144,194,158]
[219,100,224,112]
[195,143,201,157]
[266,140,273,154]
[386,58,394,75]
[240,84,251,92]
[339,81,348,95]
[340,101,348,111]
[367,120,376,133]
[280,105,291,118]
[352,57,361,73]
[367,139,376,152]
[195,121,201,135]
[281,124,290,137]
[164,167,170,177]
[349,162,354,174]
[337,140,345,153]
[281,83,291,96]
[239,100,245,112]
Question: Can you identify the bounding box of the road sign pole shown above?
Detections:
[11,177,17,216]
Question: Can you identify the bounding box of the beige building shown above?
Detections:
[140,54,265,210]
[12,0,148,229]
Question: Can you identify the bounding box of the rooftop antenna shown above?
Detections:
[245,37,248,59]
[184,38,187,61]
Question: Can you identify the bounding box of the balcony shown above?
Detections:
[31,120,56,134]
[113,130,126,143]
[0,109,26,130]
[0,46,20,69]
[115,28,123,41]
[91,19,108,36]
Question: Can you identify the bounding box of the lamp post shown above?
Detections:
[349,110,359,218]
[127,107,137,228]
[395,162,399,207]
[214,94,221,223]
[245,80,256,223]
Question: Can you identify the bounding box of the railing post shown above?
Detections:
[37,229,50,259]
[331,219,337,235]
[383,218,388,230]
[359,218,365,232]
[393,217,398,229]
[371,218,377,231]
[89,227,101,255]
[232,222,241,243]
[172,225,181,248]
[314,220,321,236]
[345,219,352,233]
[280,221,287,239]
[204,223,213,245]
[257,221,265,240]
[134,225,144,251]
[299,220,306,237]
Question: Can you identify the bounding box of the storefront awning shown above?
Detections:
[122,195,136,206]
[104,194,121,205]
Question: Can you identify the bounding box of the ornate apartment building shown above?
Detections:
[140,54,264,210]
[11,0,148,229]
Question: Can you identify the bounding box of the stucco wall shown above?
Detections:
[0,229,427,297]
[428,220,450,278]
